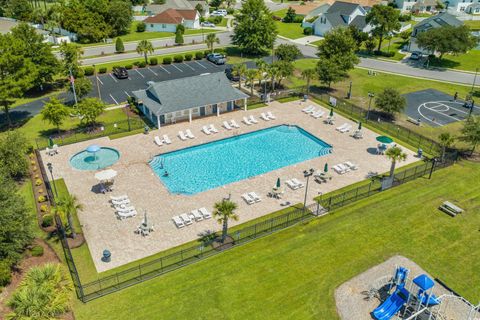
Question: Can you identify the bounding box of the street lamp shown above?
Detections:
[47,162,58,198]
[303,168,314,211]
[366,92,375,121]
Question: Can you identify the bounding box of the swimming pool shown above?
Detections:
[150,125,332,194]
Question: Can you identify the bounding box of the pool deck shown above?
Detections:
[41,99,418,272]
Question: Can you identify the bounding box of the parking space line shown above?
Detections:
[109,73,118,83]
[96,76,104,85]
[183,62,195,71]
[159,65,171,74]
[135,69,145,78]
[109,94,119,105]
[199,60,214,69]
[171,64,183,72]
[194,61,207,69]
[147,67,158,76]
[124,91,131,97]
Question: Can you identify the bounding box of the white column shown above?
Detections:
[189,109,192,122]
[244,98,247,111]
[157,114,161,129]
[217,105,220,117]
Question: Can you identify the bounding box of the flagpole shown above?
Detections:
[69,67,78,106]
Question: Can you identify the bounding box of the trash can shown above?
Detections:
[303,94,308,102]
[417,148,423,158]
[102,249,111,262]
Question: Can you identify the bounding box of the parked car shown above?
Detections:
[207,53,226,65]
[225,67,239,81]
[201,22,216,27]
[112,66,128,79]
[211,9,227,16]
[409,51,422,60]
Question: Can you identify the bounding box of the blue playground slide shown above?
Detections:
[419,292,440,306]
[372,287,410,320]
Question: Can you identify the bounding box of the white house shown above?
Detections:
[394,0,438,12]
[146,0,209,17]
[466,2,480,14]
[144,9,200,33]
[444,0,478,12]
[307,1,372,37]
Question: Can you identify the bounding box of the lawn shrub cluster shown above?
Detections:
[98,67,107,74]
[149,57,158,65]
[303,27,313,35]
[195,51,204,60]
[83,67,94,76]
[163,57,172,64]
[30,245,44,257]
[184,53,193,61]
[136,22,146,32]
[173,55,184,63]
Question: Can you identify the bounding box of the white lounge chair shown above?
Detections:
[162,134,172,144]
[117,210,137,220]
[199,207,212,219]
[191,209,204,221]
[333,164,350,174]
[223,121,233,130]
[110,195,128,201]
[285,180,300,190]
[111,198,130,206]
[230,120,240,128]
[344,161,358,170]
[242,193,255,205]
[302,105,315,113]
[248,192,261,203]
[291,178,305,188]
[311,110,325,119]
[260,113,270,121]
[116,205,135,213]
[202,126,212,135]
[336,123,349,131]
[180,213,193,225]
[352,130,363,139]
[248,115,258,124]
[243,117,252,125]
[178,131,188,141]
[185,129,195,139]
[172,216,185,228]
[266,111,276,120]
[340,125,352,133]
[209,124,219,133]
[154,136,163,146]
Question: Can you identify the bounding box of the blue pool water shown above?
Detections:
[150,125,332,195]
[69,147,120,171]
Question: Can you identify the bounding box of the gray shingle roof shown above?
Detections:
[414,12,463,31]
[350,15,367,30]
[132,72,248,116]
[325,12,347,27]
[327,1,360,16]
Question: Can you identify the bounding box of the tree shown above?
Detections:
[254,58,267,87]
[232,63,247,88]
[5,0,31,20]
[374,88,406,117]
[232,0,278,55]
[77,98,105,126]
[59,42,83,77]
[176,24,185,35]
[316,58,344,88]
[7,264,72,319]
[0,171,33,268]
[245,69,258,96]
[226,0,236,8]
[136,39,154,64]
[366,5,401,52]
[70,77,92,100]
[348,25,368,50]
[41,97,70,132]
[365,37,376,54]
[275,60,293,88]
[210,0,222,8]
[385,146,407,177]
[175,29,184,45]
[213,200,238,243]
[275,43,301,62]
[205,33,220,53]
[317,27,359,76]
[0,33,36,126]
[459,115,480,155]
[195,3,204,16]
[57,194,83,239]
[301,68,316,94]
[283,7,296,23]
[416,25,477,59]
[115,37,125,53]
[107,0,133,36]
[0,131,29,180]
[267,63,280,92]
[438,132,455,162]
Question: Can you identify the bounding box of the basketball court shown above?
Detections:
[404,89,479,127]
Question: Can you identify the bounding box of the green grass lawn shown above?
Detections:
[72,161,480,319]
[275,21,305,40]
[428,50,480,72]
[465,20,480,31]
[310,39,323,46]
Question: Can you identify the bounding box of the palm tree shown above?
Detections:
[213,200,238,243]
[245,69,258,96]
[385,146,408,177]
[232,63,247,89]
[438,132,455,162]
[57,194,83,239]
[136,40,154,64]
[254,59,267,92]
[301,68,316,94]
[267,64,280,92]
[459,115,480,156]
[205,33,220,53]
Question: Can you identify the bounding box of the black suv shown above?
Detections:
[225,67,239,81]
[113,66,129,79]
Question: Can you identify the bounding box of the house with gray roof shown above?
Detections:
[132,72,249,128]
[146,0,209,17]
[307,1,372,37]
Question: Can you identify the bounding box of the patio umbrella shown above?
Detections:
[329,108,334,117]
[324,163,328,173]
[376,136,393,144]
[143,210,148,227]
[48,137,54,148]
[358,122,362,130]
[276,178,281,189]
[94,169,117,181]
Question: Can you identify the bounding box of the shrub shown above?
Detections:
[133,61,140,66]
[149,57,158,65]
[136,22,146,32]
[195,51,204,60]
[38,188,44,194]
[227,8,234,14]
[30,160,35,165]
[35,178,42,186]
[83,66,94,76]
[115,37,125,53]
[208,15,222,24]
[32,166,37,172]
[30,245,44,257]
[204,50,211,56]
[303,27,313,35]
[41,214,53,228]
[163,57,172,64]
[184,53,193,61]
[37,195,46,203]
[40,204,48,213]
[98,67,107,74]
[374,50,395,57]
[125,64,133,69]
[138,61,147,68]
[173,55,184,63]
[399,13,411,22]
[34,174,39,179]
[293,15,304,23]
[0,260,12,287]
[213,48,226,55]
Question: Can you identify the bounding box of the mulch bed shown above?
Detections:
[67,234,85,249]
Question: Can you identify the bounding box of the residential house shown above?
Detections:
[444,0,478,12]
[305,1,372,36]
[146,0,209,17]
[144,9,200,32]
[466,1,480,14]
[132,73,249,128]
[408,12,463,52]
[394,0,438,12]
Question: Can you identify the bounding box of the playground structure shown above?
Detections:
[368,266,480,320]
